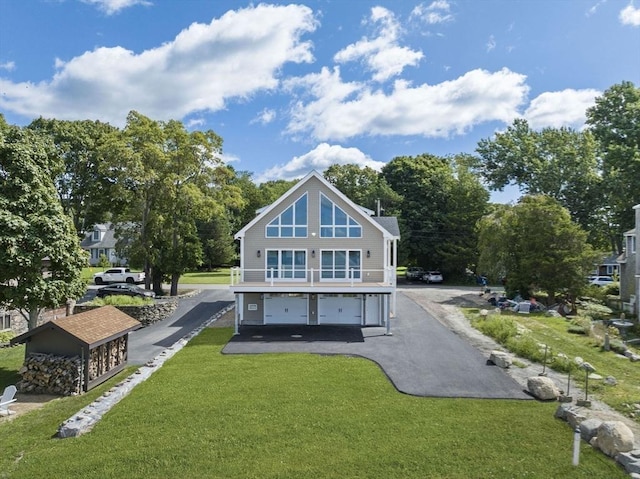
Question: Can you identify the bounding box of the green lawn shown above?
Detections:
[0,329,627,479]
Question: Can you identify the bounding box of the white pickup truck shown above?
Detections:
[93,268,145,285]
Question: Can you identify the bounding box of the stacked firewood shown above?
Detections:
[17,353,82,396]
[88,338,127,381]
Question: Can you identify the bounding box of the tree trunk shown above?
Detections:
[170,273,180,296]
[28,308,41,330]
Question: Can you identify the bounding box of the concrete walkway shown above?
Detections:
[223,291,531,400]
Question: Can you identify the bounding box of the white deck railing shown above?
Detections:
[230,267,396,287]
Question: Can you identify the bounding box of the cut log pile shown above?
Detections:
[18,353,82,396]
[88,337,127,381]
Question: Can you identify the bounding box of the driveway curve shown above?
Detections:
[223,290,531,400]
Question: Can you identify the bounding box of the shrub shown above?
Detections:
[567,324,588,335]
[581,302,612,322]
[0,331,15,343]
[89,296,153,307]
[473,316,517,344]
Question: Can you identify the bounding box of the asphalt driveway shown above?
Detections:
[223,291,531,400]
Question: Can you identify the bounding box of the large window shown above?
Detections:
[1,313,11,331]
[266,193,308,238]
[321,250,361,281]
[320,194,361,238]
[266,250,307,280]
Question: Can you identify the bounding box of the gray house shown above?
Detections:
[618,204,639,320]
[80,223,126,266]
[230,171,400,331]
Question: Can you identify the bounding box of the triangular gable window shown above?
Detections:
[266,193,307,238]
[320,193,362,238]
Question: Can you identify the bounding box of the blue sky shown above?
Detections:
[1,0,639,202]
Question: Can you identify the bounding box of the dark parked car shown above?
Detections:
[96,283,156,299]
[405,267,425,281]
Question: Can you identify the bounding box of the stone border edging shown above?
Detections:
[57,301,235,438]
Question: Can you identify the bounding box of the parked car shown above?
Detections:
[96,283,156,299]
[423,271,443,284]
[588,276,615,287]
[405,267,425,281]
[93,267,145,285]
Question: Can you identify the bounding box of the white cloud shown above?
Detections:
[411,1,454,25]
[251,108,276,125]
[586,0,607,17]
[221,152,240,164]
[286,67,529,141]
[486,35,496,52]
[80,0,152,15]
[620,4,640,26]
[524,88,600,129]
[0,4,317,125]
[0,61,15,71]
[255,143,385,183]
[334,6,423,82]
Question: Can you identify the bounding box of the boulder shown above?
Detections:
[579,418,602,442]
[527,376,560,400]
[593,421,635,457]
[554,403,572,420]
[489,350,512,369]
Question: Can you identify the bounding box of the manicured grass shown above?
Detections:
[0,328,627,478]
[0,344,25,388]
[468,309,640,420]
[178,268,232,284]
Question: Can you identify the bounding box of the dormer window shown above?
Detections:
[266,193,307,238]
[92,229,101,241]
[320,194,362,238]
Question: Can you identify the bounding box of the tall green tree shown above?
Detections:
[28,118,120,233]
[0,117,87,329]
[586,81,640,253]
[104,111,241,295]
[475,119,604,247]
[381,154,488,275]
[477,195,596,303]
[323,164,401,215]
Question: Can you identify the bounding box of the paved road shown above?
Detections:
[127,287,234,365]
[224,290,531,400]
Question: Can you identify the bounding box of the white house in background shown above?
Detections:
[80,223,126,266]
[618,204,639,320]
[230,170,400,332]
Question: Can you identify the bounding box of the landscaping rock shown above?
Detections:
[604,376,617,386]
[554,403,572,420]
[489,350,512,369]
[593,421,635,457]
[527,376,560,400]
[617,450,640,475]
[580,418,602,442]
[566,408,587,429]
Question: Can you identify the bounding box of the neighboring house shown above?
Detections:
[618,204,639,320]
[80,223,126,266]
[592,253,620,277]
[230,171,400,331]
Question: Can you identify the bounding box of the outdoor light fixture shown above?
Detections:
[312,250,315,258]
[367,250,371,258]
[257,250,261,258]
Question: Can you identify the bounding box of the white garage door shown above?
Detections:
[318,294,362,325]
[264,293,308,325]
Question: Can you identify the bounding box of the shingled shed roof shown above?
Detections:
[11,306,141,349]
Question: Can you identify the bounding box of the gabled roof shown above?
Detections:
[10,306,140,349]
[235,170,400,240]
[80,222,117,248]
[624,228,636,236]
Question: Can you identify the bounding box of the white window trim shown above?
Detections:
[319,193,362,239]
[265,249,307,282]
[1,313,11,331]
[320,249,362,282]
[265,193,308,238]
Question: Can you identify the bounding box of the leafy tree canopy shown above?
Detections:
[0,123,87,328]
